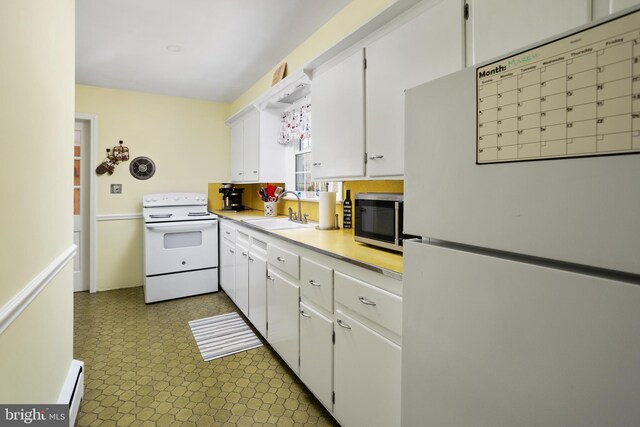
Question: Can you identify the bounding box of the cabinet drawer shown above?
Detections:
[267,243,300,279]
[220,221,236,241]
[300,258,333,313]
[335,271,402,336]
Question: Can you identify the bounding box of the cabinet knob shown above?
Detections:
[300,310,311,318]
[337,319,351,329]
[312,162,321,166]
[368,155,384,160]
[252,170,258,173]
[238,172,243,175]
[248,257,254,262]
[276,256,285,262]
[358,296,377,306]
[229,249,235,254]
[308,280,321,287]
[267,275,274,281]
[242,252,247,257]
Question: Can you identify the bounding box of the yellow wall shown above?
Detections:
[0,0,75,402]
[230,0,395,116]
[76,86,230,290]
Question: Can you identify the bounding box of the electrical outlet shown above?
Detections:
[110,184,122,194]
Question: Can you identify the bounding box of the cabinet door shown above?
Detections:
[467,0,591,64]
[235,242,249,316]
[312,49,366,179]
[220,239,236,301]
[366,0,465,177]
[243,109,260,182]
[266,269,300,374]
[230,119,244,182]
[299,302,333,410]
[334,309,401,427]
[248,252,267,336]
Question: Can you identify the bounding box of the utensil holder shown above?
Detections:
[264,201,277,217]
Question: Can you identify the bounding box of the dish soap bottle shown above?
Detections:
[343,189,352,229]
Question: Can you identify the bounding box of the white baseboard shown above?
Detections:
[58,359,84,427]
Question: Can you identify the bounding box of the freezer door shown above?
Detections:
[402,240,640,427]
[404,65,640,275]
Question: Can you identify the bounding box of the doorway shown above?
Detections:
[74,114,97,292]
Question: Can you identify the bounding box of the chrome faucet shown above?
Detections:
[280,191,307,223]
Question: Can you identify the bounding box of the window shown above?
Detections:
[283,101,341,200]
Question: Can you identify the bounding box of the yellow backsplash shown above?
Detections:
[208,180,404,223]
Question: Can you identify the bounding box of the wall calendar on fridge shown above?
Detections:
[476,9,640,164]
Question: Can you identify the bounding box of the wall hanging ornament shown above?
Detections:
[95,140,130,175]
[129,156,156,180]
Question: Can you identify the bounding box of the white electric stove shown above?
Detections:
[142,192,218,303]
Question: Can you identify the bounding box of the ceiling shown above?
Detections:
[76,0,350,103]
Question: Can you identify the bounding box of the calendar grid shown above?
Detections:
[476,9,640,164]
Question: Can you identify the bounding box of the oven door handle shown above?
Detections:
[145,222,217,233]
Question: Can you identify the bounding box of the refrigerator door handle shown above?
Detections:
[394,201,400,246]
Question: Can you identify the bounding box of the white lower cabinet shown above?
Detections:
[235,242,249,315]
[299,302,334,410]
[248,251,267,336]
[334,309,402,427]
[266,268,300,374]
[219,222,403,427]
[220,238,236,301]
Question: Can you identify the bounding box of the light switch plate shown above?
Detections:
[110,184,122,194]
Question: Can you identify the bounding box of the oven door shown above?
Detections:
[144,219,218,276]
[354,198,400,249]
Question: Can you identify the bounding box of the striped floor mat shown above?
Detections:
[189,312,263,361]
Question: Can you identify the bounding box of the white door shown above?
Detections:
[242,109,260,182]
[266,269,300,374]
[248,251,267,336]
[230,119,244,182]
[299,302,333,410]
[73,120,90,292]
[334,309,401,427]
[311,49,366,179]
[466,0,591,65]
[235,242,249,316]
[402,240,640,427]
[220,239,236,301]
[366,0,465,177]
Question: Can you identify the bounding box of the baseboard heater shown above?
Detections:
[57,359,84,426]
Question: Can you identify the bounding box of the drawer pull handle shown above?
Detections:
[225,231,230,235]
[229,249,235,254]
[308,280,321,287]
[337,319,351,329]
[242,252,247,257]
[300,310,311,318]
[248,257,254,262]
[358,296,377,306]
[276,256,285,262]
[267,275,274,281]
[368,155,384,160]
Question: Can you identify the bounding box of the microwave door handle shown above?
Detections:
[394,201,400,246]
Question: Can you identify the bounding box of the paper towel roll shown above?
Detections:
[318,191,336,230]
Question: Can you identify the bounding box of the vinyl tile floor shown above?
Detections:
[74,287,338,427]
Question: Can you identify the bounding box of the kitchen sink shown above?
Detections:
[242,217,316,230]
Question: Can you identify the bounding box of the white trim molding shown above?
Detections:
[96,213,143,221]
[0,245,77,335]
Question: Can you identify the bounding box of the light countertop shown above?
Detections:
[212,209,403,278]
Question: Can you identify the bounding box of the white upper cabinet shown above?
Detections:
[466,0,591,65]
[227,107,285,183]
[366,0,465,177]
[311,49,366,180]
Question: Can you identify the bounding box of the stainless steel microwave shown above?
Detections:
[354,193,413,252]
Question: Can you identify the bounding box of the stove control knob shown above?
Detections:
[152,197,157,202]
[175,196,180,201]
[145,198,150,203]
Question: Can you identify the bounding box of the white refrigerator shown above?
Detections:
[402,8,640,427]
